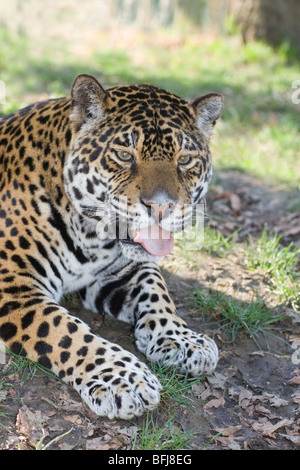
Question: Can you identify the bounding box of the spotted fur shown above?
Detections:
[0,75,222,419]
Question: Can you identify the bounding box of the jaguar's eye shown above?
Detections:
[178,155,192,166]
[116,150,133,162]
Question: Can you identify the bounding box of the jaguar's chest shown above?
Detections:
[60,241,120,295]
[48,210,121,296]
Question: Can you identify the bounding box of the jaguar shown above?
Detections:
[0,74,223,419]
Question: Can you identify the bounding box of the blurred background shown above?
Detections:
[0,0,299,190]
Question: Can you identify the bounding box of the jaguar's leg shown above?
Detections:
[0,290,161,419]
[82,262,218,376]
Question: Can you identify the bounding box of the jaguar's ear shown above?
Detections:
[70,74,108,130]
[190,93,223,139]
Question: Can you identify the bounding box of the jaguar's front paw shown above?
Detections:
[136,326,218,376]
[75,354,161,420]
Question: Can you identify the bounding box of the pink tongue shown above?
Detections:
[133,224,174,256]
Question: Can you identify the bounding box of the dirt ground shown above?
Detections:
[0,170,299,450]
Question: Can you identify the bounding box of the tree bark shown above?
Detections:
[229,0,300,53]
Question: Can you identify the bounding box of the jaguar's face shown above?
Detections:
[64,75,223,261]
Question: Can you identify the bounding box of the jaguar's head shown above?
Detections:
[64,74,223,261]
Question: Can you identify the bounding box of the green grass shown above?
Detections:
[246,227,300,310]
[193,289,285,346]
[174,224,236,268]
[1,26,300,186]
[190,225,300,343]
[246,226,299,274]
[0,344,57,387]
[132,412,197,450]
[149,357,204,411]
[201,225,237,256]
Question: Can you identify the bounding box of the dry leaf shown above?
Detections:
[229,386,289,409]
[213,191,233,200]
[229,193,241,214]
[213,191,241,214]
[0,389,8,402]
[86,438,113,450]
[204,397,225,409]
[267,395,289,408]
[288,377,300,385]
[216,425,242,437]
[280,434,300,445]
[59,442,77,450]
[64,414,83,425]
[238,388,253,408]
[16,405,49,447]
[284,226,300,236]
[274,213,300,237]
[254,405,272,416]
[215,434,241,450]
[206,371,228,390]
[191,381,206,398]
[288,370,300,385]
[200,384,221,401]
[252,418,292,438]
[291,394,300,404]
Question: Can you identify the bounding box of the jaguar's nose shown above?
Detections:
[141,200,173,220]
[140,191,176,220]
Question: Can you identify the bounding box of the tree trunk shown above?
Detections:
[229,0,300,53]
